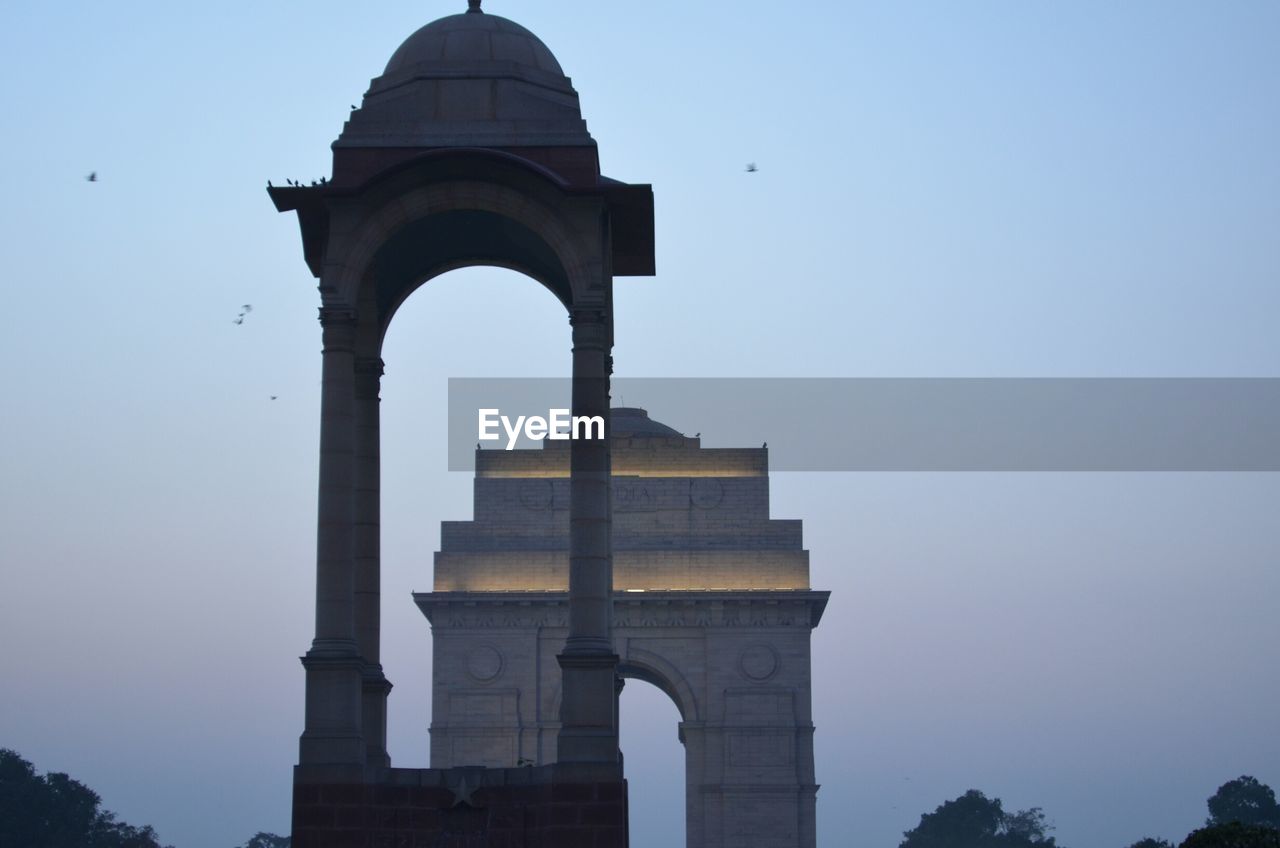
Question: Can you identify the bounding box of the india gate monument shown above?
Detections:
[268,3,828,846]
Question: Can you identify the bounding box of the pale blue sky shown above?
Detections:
[0,2,1277,847]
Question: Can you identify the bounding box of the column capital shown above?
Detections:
[354,357,385,400]
[354,356,385,377]
[570,306,612,355]
[568,306,608,328]
[318,305,358,326]
[319,307,358,352]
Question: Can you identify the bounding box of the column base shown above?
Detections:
[556,652,620,764]
[362,665,393,769]
[299,648,367,766]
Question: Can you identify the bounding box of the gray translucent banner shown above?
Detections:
[447,378,1280,471]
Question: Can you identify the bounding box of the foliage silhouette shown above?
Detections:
[1181,822,1280,848]
[1208,777,1280,829]
[237,833,291,848]
[0,748,172,848]
[901,789,1058,848]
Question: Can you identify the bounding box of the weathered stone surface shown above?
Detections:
[291,765,628,848]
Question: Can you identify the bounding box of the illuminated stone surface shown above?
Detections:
[418,408,829,848]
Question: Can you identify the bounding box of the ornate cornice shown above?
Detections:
[413,590,829,630]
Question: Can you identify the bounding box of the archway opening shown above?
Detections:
[620,675,687,848]
[376,264,570,767]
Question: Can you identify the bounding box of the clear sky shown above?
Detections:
[0,2,1277,847]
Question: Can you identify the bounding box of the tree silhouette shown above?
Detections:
[1181,822,1280,848]
[901,789,1058,848]
[1208,777,1280,828]
[1127,839,1174,848]
[0,749,172,848]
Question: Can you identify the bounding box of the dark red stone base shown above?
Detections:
[291,765,628,848]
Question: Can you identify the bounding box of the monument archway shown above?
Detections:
[416,408,829,848]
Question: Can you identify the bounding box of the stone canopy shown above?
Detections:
[269,0,653,283]
[273,4,672,846]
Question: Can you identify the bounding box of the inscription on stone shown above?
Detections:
[612,481,655,511]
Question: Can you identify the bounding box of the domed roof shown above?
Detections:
[336,1,595,155]
[384,6,565,78]
[612,407,684,439]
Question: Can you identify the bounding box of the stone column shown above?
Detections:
[354,354,391,769]
[679,721,708,848]
[299,306,365,767]
[556,305,620,764]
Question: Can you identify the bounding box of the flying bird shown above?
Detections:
[270,395,278,401]
[234,304,253,325]
[86,172,97,182]
[744,163,758,173]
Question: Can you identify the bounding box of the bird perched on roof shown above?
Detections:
[86,171,97,182]
[745,163,758,173]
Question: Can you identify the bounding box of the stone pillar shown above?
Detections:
[556,306,620,764]
[797,722,819,848]
[298,305,365,767]
[680,721,708,848]
[354,354,391,768]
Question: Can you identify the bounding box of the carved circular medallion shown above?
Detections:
[690,478,723,509]
[739,644,779,682]
[467,645,504,682]
[519,479,553,510]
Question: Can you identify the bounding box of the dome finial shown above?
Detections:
[466,0,483,13]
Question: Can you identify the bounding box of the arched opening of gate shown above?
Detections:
[375,264,570,766]
[619,673,686,848]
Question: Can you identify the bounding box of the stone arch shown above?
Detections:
[366,209,576,347]
[618,647,700,723]
[544,645,701,728]
[321,154,600,316]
